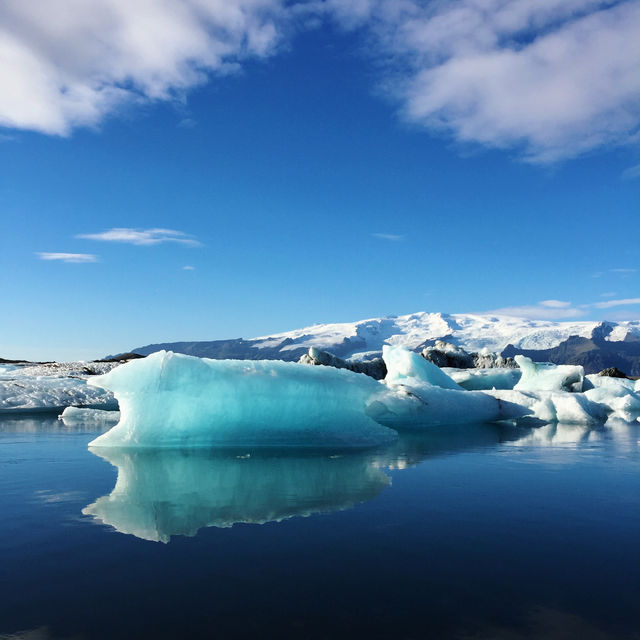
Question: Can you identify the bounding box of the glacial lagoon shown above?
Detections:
[1,414,640,639]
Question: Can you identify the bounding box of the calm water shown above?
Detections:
[1,415,639,639]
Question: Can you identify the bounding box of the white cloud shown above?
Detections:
[600,291,617,298]
[182,265,196,270]
[593,297,640,309]
[372,233,404,241]
[0,0,288,135]
[37,252,98,263]
[325,0,640,162]
[610,268,637,274]
[621,164,640,180]
[77,227,201,246]
[537,299,571,309]
[483,299,586,320]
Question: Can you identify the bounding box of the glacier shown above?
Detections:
[0,362,118,413]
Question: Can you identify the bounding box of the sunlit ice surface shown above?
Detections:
[1,414,640,639]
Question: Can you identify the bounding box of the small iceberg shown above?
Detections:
[59,406,120,424]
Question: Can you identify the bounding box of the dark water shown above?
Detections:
[1,415,640,639]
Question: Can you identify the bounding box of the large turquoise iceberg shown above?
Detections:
[87,351,397,448]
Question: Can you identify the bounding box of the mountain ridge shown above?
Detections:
[127,312,640,374]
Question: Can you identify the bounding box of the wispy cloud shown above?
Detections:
[621,164,640,180]
[483,299,586,320]
[593,298,640,309]
[372,233,404,241]
[77,228,201,247]
[610,268,636,274]
[37,252,98,263]
[600,291,617,298]
[182,265,196,271]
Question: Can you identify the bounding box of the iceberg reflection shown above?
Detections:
[83,448,391,542]
[83,423,525,542]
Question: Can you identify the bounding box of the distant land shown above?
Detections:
[124,312,640,376]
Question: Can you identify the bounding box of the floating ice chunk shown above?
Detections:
[444,367,521,391]
[88,351,396,448]
[59,406,120,424]
[488,389,609,425]
[83,448,391,542]
[367,384,527,428]
[374,347,526,427]
[383,345,461,390]
[580,376,640,420]
[514,356,584,392]
[584,374,636,392]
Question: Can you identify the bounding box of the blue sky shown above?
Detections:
[1,0,639,360]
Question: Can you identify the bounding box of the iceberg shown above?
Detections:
[371,345,528,427]
[382,345,461,390]
[583,381,640,419]
[488,389,609,425]
[514,356,585,392]
[87,351,396,448]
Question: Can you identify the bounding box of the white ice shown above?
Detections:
[382,344,462,390]
[488,389,609,425]
[370,345,525,427]
[514,355,585,392]
[59,406,120,424]
[582,376,640,419]
[444,367,521,390]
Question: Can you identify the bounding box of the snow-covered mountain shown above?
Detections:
[130,312,640,372]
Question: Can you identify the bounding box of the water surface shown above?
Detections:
[1,415,639,639]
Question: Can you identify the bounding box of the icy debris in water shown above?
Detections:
[59,406,120,424]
